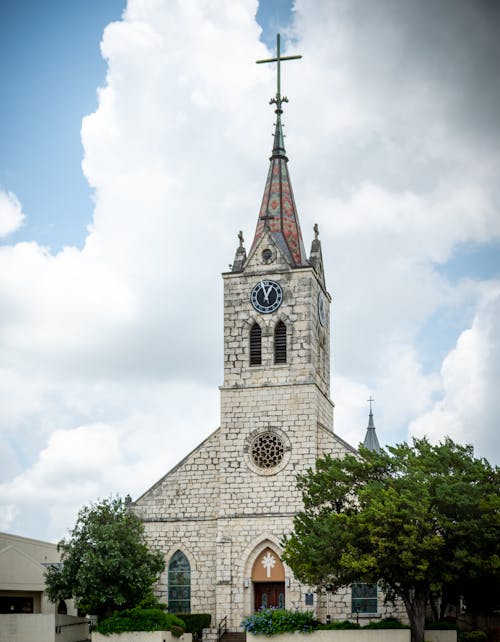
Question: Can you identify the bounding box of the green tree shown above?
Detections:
[282,438,500,642]
[45,497,165,617]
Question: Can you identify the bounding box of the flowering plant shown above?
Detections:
[241,608,318,635]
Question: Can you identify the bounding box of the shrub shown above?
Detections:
[242,608,319,635]
[318,620,359,630]
[96,607,186,634]
[171,625,186,637]
[460,632,487,642]
[363,618,409,629]
[171,613,211,640]
[426,621,459,630]
[137,594,167,610]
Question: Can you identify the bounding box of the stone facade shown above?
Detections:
[132,222,364,628]
[132,102,398,630]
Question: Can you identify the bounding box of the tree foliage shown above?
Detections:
[45,497,165,617]
[282,438,500,642]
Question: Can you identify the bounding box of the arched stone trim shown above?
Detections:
[57,600,67,615]
[244,313,265,330]
[273,310,291,328]
[167,549,191,613]
[242,536,286,580]
[241,537,291,617]
[164,543,196,574]
[273,312,292,366]
[158,544,196,610]
[252,547,285,581]
[244,312,290,332]
[244,427,292,476]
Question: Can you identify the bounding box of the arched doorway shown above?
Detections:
[251,547,285,612]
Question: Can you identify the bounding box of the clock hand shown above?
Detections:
[260,280,269,303]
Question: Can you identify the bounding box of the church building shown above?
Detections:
[130,38,390,631]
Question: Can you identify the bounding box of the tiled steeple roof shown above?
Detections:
[363,398,381,453]
[248,34,307,268]
[249,104,308,267]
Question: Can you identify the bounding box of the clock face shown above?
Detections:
[251,280,283,314]
[318,291,327,326]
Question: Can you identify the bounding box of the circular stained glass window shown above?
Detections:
[251,432,285,469]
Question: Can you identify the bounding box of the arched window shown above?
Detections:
[274,321,287,364]
[250,323,262,366]
[168,550,191,613]
[57,600,67,615]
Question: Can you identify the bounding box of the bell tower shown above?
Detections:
[213,40,337,624]
[219,34,334,509]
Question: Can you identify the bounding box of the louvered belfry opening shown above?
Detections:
[274,320,287,364]
[250,323,262,366]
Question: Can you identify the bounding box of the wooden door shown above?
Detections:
[254,582,285,611]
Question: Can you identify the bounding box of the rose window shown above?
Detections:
[251,432,285,469]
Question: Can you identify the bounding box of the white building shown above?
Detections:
[0,531,76,616]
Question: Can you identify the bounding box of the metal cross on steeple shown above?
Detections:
[256,33,302,110]
[367,396,375,413]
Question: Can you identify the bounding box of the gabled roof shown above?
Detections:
[0,544,49,590]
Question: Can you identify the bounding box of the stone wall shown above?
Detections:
[222,250,331,399]
[133,225,396,631]
[248,632,457,642]
[92,632,192,642]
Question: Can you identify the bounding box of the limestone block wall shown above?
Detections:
[222,264,330,399]
[218,386,334,517]
[141,518,217,616]
[133,430,221,521]
[132,430,223,616]
[213,515,294,627]
[315,586,407,624]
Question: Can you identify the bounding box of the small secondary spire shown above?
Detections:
[363,397,381,453]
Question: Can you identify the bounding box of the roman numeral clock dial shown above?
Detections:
[250,280,283,314]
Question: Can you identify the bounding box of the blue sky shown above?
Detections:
[0,0,294,251]
[0,1,127,249]
[0,0,499,541]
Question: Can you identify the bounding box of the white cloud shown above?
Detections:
[0,0,499,541]
[0,190,25,237]
[0,504,18,532]
[409,284,500,460]
[0,379,219,540]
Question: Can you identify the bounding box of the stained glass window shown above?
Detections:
[168,550,191,613]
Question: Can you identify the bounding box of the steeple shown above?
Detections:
[363,397,381,453]
[246,34,308,269]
